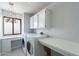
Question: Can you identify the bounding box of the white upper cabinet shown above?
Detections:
[33,14,38,28]
[30,16,34,28]
[30,8,52,29]
[30,14,38,29]
[38,9,45,28]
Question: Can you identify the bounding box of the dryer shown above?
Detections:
[26,34,48,56]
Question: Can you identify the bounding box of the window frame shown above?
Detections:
[3,16,22,36]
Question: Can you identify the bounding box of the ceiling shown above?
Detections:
[0,2,51,14]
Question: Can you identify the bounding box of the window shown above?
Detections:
[3,16,22,36]
[0,16,2,36]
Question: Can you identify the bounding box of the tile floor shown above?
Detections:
[2,48,25,56]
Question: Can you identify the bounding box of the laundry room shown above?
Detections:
[0,1,79,57]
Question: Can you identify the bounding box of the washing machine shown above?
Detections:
[22,34,27,55]
[26,34,48,56]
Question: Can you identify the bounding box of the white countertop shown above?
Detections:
[26,33,48,39]
[0,35,22,40]
[39,37,79,56]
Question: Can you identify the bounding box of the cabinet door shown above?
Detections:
[38,10,45,28]
[2,39,11,53]
[30,16,34,28]
[33,15,38,28]
[0,40,1,55]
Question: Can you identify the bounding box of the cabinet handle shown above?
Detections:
[37,15,39,27]
[45,25,46,27]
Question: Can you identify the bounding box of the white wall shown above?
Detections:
[22,13,31,34]
[37,2,79,43]
[2,9,22,19]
